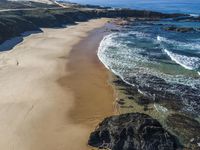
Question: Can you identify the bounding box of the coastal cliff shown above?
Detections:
[0,1,184,45]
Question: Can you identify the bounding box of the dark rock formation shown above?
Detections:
[113,73,200,116]
[0,1,58,9]
[0,1,185,45]
[166,114,200,149]
[88,113,179,150]
[164,26,195,33]
[124,74,200,116]
[173,15,200,22]
[0,15,41,44]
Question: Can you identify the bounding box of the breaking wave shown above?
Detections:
[98,30,200,116]
[157,36,200,50]
[164,49,200,70]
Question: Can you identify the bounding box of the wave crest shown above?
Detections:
[164,49,200,70]
[157,36,200,50]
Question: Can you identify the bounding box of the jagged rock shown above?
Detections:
[136,95,151,105]
[117,99,125,105]
[125,74,200,116]
[166,114,200,149]
[0,15,41,44]
[0,1,184,45]
[173,16,200,22]
[88,113,179,150]
[164,26,195,33]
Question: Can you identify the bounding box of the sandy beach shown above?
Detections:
[0,18,114,150]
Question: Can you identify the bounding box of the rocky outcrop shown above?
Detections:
[0,1,185,45]
[0,15,41,44]
[173,15,200,22]
[88,113,179,150]
[166,114,200,149]
[121,74,200,116]
[164,26,195,33]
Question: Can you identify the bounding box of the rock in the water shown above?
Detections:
[164,26,195,33]
[88,113,179,150]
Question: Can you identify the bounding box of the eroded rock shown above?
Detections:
[164,26,195,33]
[88,113,179,150]
[166,114,200,149]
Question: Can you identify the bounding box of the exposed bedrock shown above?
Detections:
[164,26,196,33]
[166,114,200,150]
[88,113,180,150]
[0,1,184,45]
[0,15,41,44]
[122,74,200,116]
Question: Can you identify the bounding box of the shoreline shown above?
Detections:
[97,20,200,149]
[0,18,113,150]
[58,20,117,149]
[58,24,116,126]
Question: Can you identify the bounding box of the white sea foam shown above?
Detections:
[154,104,168,113]
[164,49,200,70]
[128,31,150,38]
[157,36,200,50]
[190,14,199,17]
[97,33,139,87]
[98,27,200,116]
[98,33,200,87]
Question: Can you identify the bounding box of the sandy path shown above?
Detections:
[0,18,109,150]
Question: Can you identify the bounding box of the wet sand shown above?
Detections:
[0,18,114,150]
[58,24,116,149]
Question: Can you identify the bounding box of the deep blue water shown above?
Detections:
[68,0,200,15]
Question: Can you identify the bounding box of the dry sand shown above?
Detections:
[0,18,114,150]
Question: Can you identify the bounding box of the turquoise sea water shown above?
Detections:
[70,0,200,116]
[98,20,200,116]
[68,0,200,15]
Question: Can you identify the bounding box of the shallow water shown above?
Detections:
[98,20,200,116]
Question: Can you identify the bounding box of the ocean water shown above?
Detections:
[69,0,200,115]
[98,20,200,116]
[68,0,200,15]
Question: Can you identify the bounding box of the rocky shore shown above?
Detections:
[0,1,185,45]
[88,113,180,150]
[107,75,200,150]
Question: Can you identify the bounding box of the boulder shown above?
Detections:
[88,113,179,150]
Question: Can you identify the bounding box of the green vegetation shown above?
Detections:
[0,2,183,44]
